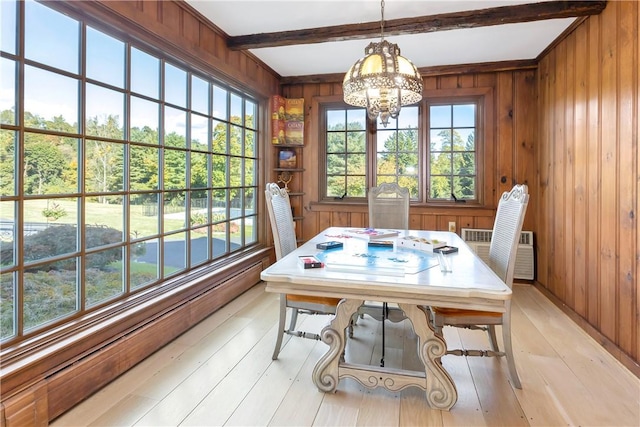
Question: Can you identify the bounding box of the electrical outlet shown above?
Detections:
[448,222,456,233]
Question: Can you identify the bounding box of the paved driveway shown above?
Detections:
[137,236,240,268]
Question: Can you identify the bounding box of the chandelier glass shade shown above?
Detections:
[342,1,423,127]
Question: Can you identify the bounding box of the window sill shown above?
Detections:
[310,200,489,210]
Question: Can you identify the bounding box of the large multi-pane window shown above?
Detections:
[321,100,478,203]
[0,0,259,342]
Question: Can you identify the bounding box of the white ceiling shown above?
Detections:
[186,0,577,77]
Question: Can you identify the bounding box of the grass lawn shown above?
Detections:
[22,199,239,240]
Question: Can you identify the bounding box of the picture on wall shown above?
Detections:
[278,149,297,168]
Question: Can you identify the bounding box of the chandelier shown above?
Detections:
[343,0,423,127]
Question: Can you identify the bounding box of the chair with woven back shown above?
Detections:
[358,182,410,366]
[264,182,342,360]
[367,182,410,230]
[428,183,529,388]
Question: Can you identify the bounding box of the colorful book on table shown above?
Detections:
[343,228,400,241]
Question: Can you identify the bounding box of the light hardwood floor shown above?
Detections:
[52,283,640,427]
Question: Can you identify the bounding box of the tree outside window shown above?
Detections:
[428,103,477,201]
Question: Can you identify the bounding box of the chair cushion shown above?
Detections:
[432,306,502,317]
[287,294,342,306]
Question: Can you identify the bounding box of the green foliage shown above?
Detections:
[190,152,208,188]
[325,112,477,200]
[377,127,419,197]
[85,140,124,195]
[429,129,476,199]
[0,224,125,271]
[22,268,77,330]
[86,114,123,140]
[23,138,66,195]
[0,128,15,196]
[42,202,67,221]
[0,110,246,200]
[85,267,122,307]
[0,108,16,125]
[326,121,367,197]
[164,145,187,190]
[190,212,207,226]
[130,145,159,191]
[0,273,15,339]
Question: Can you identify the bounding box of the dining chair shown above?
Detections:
[368,182,410,230]
[428,184,529,389]
[360,182,410,366]
[264,182,343,360]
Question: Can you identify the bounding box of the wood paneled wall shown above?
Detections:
[536,1,639,373]
[281,71,538,244]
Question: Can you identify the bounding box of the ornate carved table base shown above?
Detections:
[312,298,458,411]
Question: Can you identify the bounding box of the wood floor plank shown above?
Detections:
[439,328,487,427]
[508,295,576,426]
[172,283,270,347]
[457,327,528,426]
[87,395,158,427]
[133,294,279,402]
[355,347,402,427]
[312,387,362,427]
[312,317,380,426]
[135,298,281,426]
[356,387,401,427]
[224,316,322,426]
[268,340,327,426]
[515,286,640,426]
[399,321,444,427]
[50,340,190,427]
[178,322,280,426]
[528,353,615,426]
[50,284,640,427]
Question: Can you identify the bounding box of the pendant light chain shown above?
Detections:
[380,0,385,40]
[342,0,423,127]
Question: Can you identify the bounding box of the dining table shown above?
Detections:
[260,227,512,410]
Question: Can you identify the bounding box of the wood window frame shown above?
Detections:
[422,87,493,206]
[314,87,494,207]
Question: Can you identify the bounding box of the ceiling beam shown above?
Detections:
[279,59,538,85]
[227,1,606,50]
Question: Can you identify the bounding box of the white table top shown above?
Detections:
[261,227,511,312]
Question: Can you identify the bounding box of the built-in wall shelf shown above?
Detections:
[273,144,305,240]
[274,168,304,172]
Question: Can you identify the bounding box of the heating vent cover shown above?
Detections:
[461,228,534,280]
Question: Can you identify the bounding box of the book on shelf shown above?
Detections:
[343,228,399,241]
[270,95,286,145]
[284,98,304,145]
[270,96,304,145]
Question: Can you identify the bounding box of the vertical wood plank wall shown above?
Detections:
[281,71,538,242]
[536,1,639,373]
